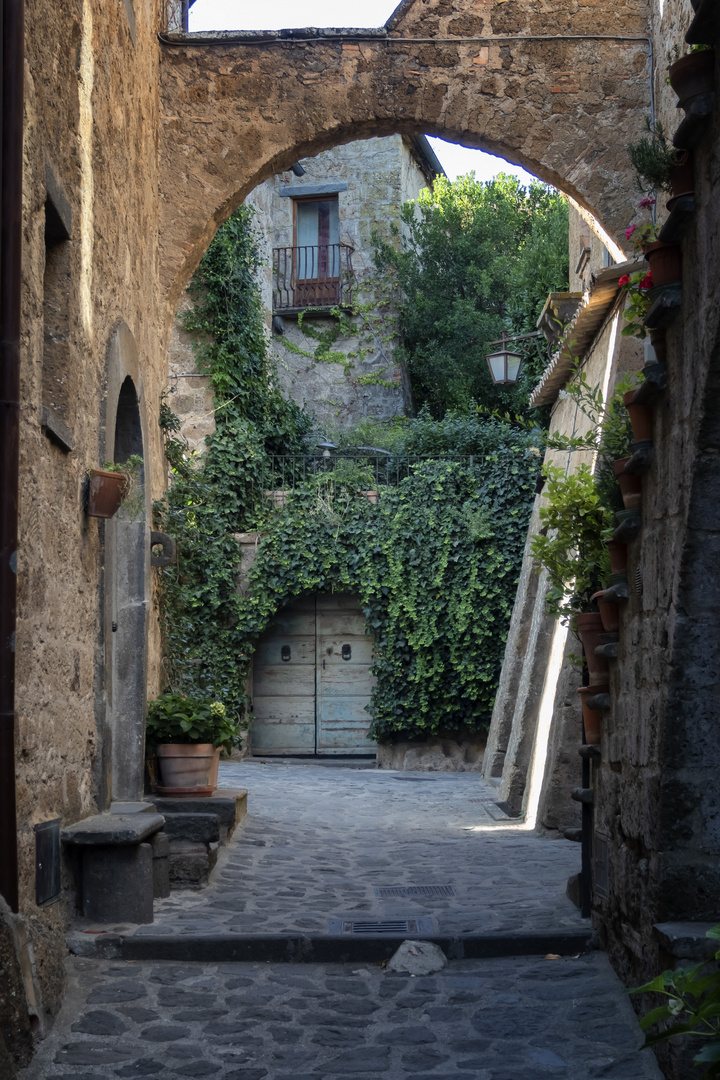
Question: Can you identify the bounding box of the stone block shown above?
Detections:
[169,842,210,888]
[161,813,220,843]
[62,813,165,846]
[153,790,247,842]
[150,832,170,899]
[81,843,154,924]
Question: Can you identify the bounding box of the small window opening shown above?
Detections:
[42,196,73,447]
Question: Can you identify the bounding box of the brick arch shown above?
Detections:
[159,9,651,315]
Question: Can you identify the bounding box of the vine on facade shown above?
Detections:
[155,207,542,743]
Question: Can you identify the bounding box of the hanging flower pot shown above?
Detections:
[668,49,715,108]
[576,613,609,683]
[623,390,653,444]
[644,241,682,287]
[667,153,695,211]
[591,590,620,634]
[87,469,129,519]
[605,539,628,575]
[614,459,642,509]
[577,685,608,745]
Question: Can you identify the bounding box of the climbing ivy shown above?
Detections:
[155,206,542,743]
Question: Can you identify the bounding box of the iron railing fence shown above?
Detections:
[258,452,485,504]
[272,244,354,311]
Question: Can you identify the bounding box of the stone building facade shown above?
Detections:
[3,1,719,1078]
[252,135,439,433]
[167,135,440,447]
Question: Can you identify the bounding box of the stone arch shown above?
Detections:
[98,324,151,807]
[158,10,652,315]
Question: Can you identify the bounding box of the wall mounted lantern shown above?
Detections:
[485,330,543,385]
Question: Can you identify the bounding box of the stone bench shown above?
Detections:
[62,813,165,924]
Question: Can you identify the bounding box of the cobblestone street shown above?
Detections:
[134,762,585,941]
[20,762,663,1078]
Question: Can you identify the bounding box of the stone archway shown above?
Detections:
[158,0,652,316]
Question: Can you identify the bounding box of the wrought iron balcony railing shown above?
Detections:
[272,244,354,312]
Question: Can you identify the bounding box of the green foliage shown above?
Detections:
[156,204,542,745]
[237,452,540,741]
[530,464,612,622]
[531,369,640,620]
[630,925,720,1078]
[374,173,569,416]
[629,119,685,194]
[146,692,240,752]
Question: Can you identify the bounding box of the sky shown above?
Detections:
[187,0,539,188]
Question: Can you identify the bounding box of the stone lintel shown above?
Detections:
[279,182,348,197]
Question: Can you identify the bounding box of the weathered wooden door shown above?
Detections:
[251,593,374,756]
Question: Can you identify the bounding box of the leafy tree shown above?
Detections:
[375,173,569,417]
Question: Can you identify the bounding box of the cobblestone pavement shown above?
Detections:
[132,762,585,940]
[21,953,663,1080]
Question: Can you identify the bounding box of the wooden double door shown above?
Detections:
[251,594,374,756]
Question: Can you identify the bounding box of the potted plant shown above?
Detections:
[146,692,241,794]
[577,684,608,745]
[629,119,691,196]
[668,45,715,108]
[87,454,144,519]
[530,462,613,683]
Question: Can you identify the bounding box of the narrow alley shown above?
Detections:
[20,763,663,1080]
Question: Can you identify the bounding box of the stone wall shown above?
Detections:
[7,0,169,1065]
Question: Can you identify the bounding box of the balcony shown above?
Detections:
[272,244,354,314]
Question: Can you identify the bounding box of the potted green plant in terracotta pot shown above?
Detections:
[629,118,694,210]
[530,462,613,683]
[87,454,144,519]
[146,692,241,795]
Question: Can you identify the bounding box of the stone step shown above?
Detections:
[151,788,247,843]
[115,927,597,964]
[168,840,219,888]
[163,812,220,843]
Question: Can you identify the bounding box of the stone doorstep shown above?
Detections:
[654,921,720,960]
[150,788,247,842]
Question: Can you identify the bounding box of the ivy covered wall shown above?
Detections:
[156,207,542,746]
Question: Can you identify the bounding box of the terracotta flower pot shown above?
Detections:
[669,49,715,107]
[644,242,682,288]
[591,590,620,634]
[576,613,609,683]
[359,490,378,504]
[623,390,653,444]
[577,685,608,745]
[208,747,221,791]
[666,155,695,212]
[87,469,128,519]
[649,328,667,366]
[156,743,215,790]
[614,459,642,509]
[605,539,628,575]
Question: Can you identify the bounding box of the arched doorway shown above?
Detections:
[101,324,151,808]
[252,593,375,756]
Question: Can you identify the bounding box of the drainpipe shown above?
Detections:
[0,0,25,914]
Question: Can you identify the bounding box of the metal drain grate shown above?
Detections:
[328,917,434,934]
[374,885,457,899]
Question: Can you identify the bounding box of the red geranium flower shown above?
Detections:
[639,272,653,290]
[618,274,630,287]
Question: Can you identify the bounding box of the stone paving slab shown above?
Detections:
[20,953,663,1080]
[127,762,584,942]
